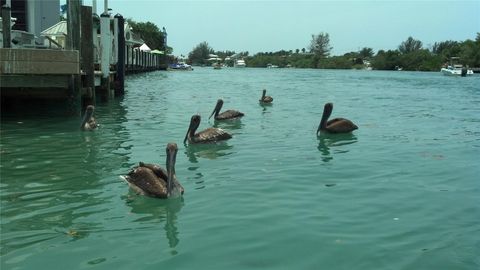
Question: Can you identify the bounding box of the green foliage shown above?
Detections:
[318,56,355,69]
[127,19,166,50]
[309,32,332,58]
[398,36,423,54]
[358,47,374,59]
[188,42,214,65]
[371,50,401,70]
[459,39,480,68]
[187,33,479,71]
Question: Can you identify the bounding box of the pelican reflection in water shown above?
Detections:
[125,195,184,252]
[212,118,244,130]
[122,143,184,199]
[317,103,358,134]
[184,114,232,144]
[259,89,273,104]
[209,99,244,120]
[185,142,234,163]
[80,105,98,131]
[317,133,358,162]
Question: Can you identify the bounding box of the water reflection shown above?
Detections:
[317,133,358,162]
[184,142,234,163]
[259,103,273,114]
[211,119,244,130]
[125,195,184,253]
[0,99,132,255]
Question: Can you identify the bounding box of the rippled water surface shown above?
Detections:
[1,68,479,269]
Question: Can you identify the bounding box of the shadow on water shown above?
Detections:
[184,142,234,163]
[124,195,184,254]
[317,133,358,162]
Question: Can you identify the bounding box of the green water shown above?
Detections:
[1,68,479,269]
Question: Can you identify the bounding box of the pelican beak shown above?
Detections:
[183,125,190,144]
[209,100,221,119]
[208,107,216,120]
[184,117,195,144]
[166,144,177,196]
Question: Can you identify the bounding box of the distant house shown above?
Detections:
[0,0,60,46]
[41,20,67,48]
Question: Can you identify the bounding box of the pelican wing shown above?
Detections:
[195,127,232,143]
[139,162,168,180]
[217,110,244,120]
[260,96,273,103]
[326,118,358,133]
[125,167,168,198]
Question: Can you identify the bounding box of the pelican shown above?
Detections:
[184,114,232,144]
[209,99,244,120]
[123,143,184,199]
[80,105,98,131]
[259,89,273,103]
[317,103,358,134]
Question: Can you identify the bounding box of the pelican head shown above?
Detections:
[262,89,267,98]
[209,99,224,119]
[317,102,333,135]
[165,143,178,196]
[184,114,201,144]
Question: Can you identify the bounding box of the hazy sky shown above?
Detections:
[75,0,480,56]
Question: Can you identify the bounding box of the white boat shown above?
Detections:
[234,59,246,68]
[441,57,473,76]
[441,65,474,76]
[168,62,193,71]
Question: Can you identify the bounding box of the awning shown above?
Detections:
[139,43,151,51]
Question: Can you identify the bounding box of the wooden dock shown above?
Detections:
[0,0,167,116]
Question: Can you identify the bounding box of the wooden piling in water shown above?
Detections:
[99,11,112,101]
[66,0,82,116]
[2,4,11,48]
[114,14,125,95]
[80,5,95,105]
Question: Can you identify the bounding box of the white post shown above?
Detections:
[92,0,97,14]
[113,16,119,65]
[100,12,111,80]
[104,0,108,13]
[6,0,11,7]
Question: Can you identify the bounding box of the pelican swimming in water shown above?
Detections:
[259,89,273,103]
[209,99,244,120]
[184,114,232,144]
[80,105,98,131]
[123,143,184,199]
[317,103,358,134]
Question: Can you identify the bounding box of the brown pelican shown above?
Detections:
[184,114,232,144]
[259,89,273,103]
[80,105,98,131]
[209,99,244,120]
[123,143,184,199]
[317,103,358,134]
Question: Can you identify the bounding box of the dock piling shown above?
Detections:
[100,11,112,101]
[66,0,82,116]
[1,4,12,48]
[114,14,125,95]
[81,5,95,105]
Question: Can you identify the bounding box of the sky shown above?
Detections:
[71,0,480,56]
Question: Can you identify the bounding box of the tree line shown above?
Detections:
[187,33,480,71]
